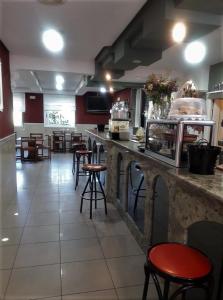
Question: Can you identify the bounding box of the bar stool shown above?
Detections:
[80,164,107,219]
[142,243,213,300]
[72,143,86,175]
[74,150,92,190]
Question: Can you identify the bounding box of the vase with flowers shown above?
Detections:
[144,74,178,119]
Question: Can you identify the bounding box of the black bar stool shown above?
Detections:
[142,242,213,300]
[74,150,92,190]
[72,143,86,175]
[80,164,107,219]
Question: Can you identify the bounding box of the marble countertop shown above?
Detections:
[87,129,223,203]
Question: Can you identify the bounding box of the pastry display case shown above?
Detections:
[145,120,215,167]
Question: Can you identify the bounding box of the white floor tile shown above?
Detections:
[107,255,145,288]
[61,238,103,263]
[0,245,18,269]
[62,289,117,300]
[15,242,60,268]
[100,235,143,258]
[5,264,61,299]
[21,225,59,244]
[60,223,96,240]
[61,260,114,295]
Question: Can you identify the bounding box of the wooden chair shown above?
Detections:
[70,132,83,149]
[21,137,38,162]
[30,133,44,157]
[30,133,43,139]
[53,131,65,152]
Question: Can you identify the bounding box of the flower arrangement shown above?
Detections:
[144,74,178,105]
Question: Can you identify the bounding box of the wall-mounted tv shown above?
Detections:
[86,94,111,113]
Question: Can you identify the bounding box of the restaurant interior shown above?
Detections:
[0,0,223,299]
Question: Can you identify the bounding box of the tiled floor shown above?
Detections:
[0,153,158,300]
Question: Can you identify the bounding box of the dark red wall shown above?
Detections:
[24,93,43,123]
[76,95,110,124]
[113,88,132,104]
[0,41,14,139]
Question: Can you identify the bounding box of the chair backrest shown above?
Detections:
[53,131,64,136]
[30,133,43,139]
[71,132,82,143]
[21,137,36,147]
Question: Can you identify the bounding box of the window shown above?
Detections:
[13,93,25,127]
[44,95,75,128]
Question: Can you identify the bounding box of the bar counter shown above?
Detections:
[86,129,223,249]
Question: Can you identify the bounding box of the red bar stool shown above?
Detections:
[143,243,213,300]
[74,150,92,190]
[80,164,107,219]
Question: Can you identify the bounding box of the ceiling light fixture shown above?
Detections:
[109,87,114,93]
[42,29,64,53]
[184,41,206,64]
[105,72,111,81]
[56,83,63,91]
[132,59,142,64]
[172,22,186,43]
[55,74,65,85]
[100,87,106,93]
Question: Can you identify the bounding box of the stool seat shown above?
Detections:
[82,164,107,172]
[143,242,213,300]
[149,243,212,280]
[76,150,92,155]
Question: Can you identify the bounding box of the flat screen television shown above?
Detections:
[86,95,110,113]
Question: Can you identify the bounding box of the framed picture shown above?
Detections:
[0,61,3,112]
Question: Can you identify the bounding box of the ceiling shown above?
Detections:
[1,0,223,95]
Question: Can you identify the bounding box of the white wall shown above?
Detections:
[0,134,17,207]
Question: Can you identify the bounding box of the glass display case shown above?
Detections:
[109,101,130,140]
[145,120,215,167]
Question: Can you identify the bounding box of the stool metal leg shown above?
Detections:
[72,151,75,175]
[94,172,97,209]
[90,172,93,219]
[163,280,170,299]
[75,154,80,190]
[169,284,210,300]
[96,172,107,215]
[142,263,150,300]
[80,173,91,213]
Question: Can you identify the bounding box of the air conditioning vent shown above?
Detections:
[38,0,66,5]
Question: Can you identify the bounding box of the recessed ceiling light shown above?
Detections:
[109,87,114,93]
[105,72,111,81]
[55,74,64,85]
[100,87,106,93]
[172,22,186,43]
[184,41,206,64]
[42,29,64,53]
[14,212,19,216]
[132,59,141,64]
[56,83,63,91]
